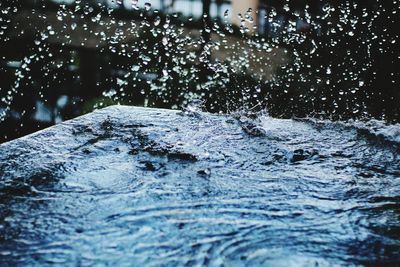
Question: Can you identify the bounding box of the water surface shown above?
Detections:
[0,106,399,266]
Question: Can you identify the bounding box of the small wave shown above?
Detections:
[256,113,400,148]
[346,119,400,145]
[302,117,400,148]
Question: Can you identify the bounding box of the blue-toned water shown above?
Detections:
[0,106,399,266]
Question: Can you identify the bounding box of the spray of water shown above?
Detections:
[0,0,399,142]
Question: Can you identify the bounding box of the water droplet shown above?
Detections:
[154,16,161,26]
[326,67,331,75]
[224,9,229,18]
[144,2,151,11]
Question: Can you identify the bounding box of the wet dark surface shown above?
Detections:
[0,105,399,266]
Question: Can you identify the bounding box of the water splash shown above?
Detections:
[0,0,399,142]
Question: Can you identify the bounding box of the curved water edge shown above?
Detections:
[0,106,399,266]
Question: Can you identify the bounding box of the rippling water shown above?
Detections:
[0,106,399,266]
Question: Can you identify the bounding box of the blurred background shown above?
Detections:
[0,0,399,143]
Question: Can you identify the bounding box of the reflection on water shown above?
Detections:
[0,106,399,265]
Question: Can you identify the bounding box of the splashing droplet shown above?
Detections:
[144,2,151,11]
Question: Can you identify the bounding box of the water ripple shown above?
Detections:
[0,106,399,265]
